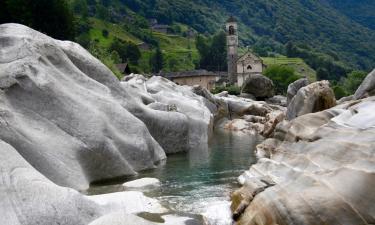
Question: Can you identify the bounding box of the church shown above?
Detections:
[226,16,264,87]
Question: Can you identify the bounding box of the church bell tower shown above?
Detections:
[226,16,238,85]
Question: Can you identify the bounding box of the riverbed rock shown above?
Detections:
[241,74,274,99]
[286,80,336,120]
[286,78,309,105]
[215,95,285,136]
[354,69,375,100]
[123,178,161,191]
[266,95,287,107]
[88,213,156,225]
[88,191,167,214]
[0,140,102,225]
[232,96,375,225]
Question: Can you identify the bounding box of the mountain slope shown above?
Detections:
[323,0,375,30]
[122,0,375,71]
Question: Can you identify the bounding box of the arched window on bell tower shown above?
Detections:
[229,25,235,35]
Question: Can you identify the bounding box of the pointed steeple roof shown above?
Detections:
[226,16,237,23]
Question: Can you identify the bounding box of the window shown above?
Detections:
[247,65,252,70]
[229,26,235,35]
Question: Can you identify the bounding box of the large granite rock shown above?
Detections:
[121,75,214,153]
[232,97,375,225]
[0,24,216,224]
[241,74,274,99]
[0,23,167,190]
[286,78,309,105]
[286,80,336,120]
[354,69,375,100]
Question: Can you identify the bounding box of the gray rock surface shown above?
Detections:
[354,69,375,100]
[286,78,309,105]
[241,74,274,99]
[0,24,216,225]
[232,97,375,225]
[0,23,167,190]
[286,80,336,120]
[266,95,287,107]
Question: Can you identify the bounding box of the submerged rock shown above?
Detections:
[123,178,161,191]
[88,191,167,214]
[286,80,336,120]
[232,96,375,225]
[241,74,274,99]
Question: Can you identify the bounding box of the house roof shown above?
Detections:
[162,70,217,79]
[237,51,263,63]
[227,16,238,23]
[152,24,170,29]
[115,63,130,73]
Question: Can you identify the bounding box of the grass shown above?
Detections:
[88,18,199,73]
[89,18,142,47]
[262,56,317,81]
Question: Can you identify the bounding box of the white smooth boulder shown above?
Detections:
[0,23,167,190]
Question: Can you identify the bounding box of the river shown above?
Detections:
[88,130,260,224]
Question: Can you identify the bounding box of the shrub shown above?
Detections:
[211,85,240,95]
[263,65,300,94]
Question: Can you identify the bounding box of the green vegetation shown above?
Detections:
[0,0,75,39]
[196,32,227,71]
[123,0,375,78]
[150,47,164,73]
[332,70,368,99]
[263,65,300,95]
[211,85,241,95]
[262,56,316,82]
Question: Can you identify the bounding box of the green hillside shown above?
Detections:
[122,0,375,73]
[262,57,316,82]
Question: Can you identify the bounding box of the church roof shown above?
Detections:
[161,70,217,79]
[226,16,237,23]
[237,51,263,63]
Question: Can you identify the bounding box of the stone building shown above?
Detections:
[226,16,239,84]
[161,70,217,90]
[225,16,264,87]
[236,51,264,87]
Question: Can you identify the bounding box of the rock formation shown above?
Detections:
[0,23,214,225]
[241,74,275,99]
[354,69,375,100]
[286,80,336,120]
[286,77,309,105]
[232,96,375,225]
[215,94,285,137]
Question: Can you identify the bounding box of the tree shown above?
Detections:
[342,70,367,94]
[110,38,141,64]
[196,32,227,71]
[264,65,300,94]
[150,47,164,73]
[1,0,75,40]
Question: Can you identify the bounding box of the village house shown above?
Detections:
[161,70,217,90]
[115,63,131,75]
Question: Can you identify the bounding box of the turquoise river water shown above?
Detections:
[88,130,260,223]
